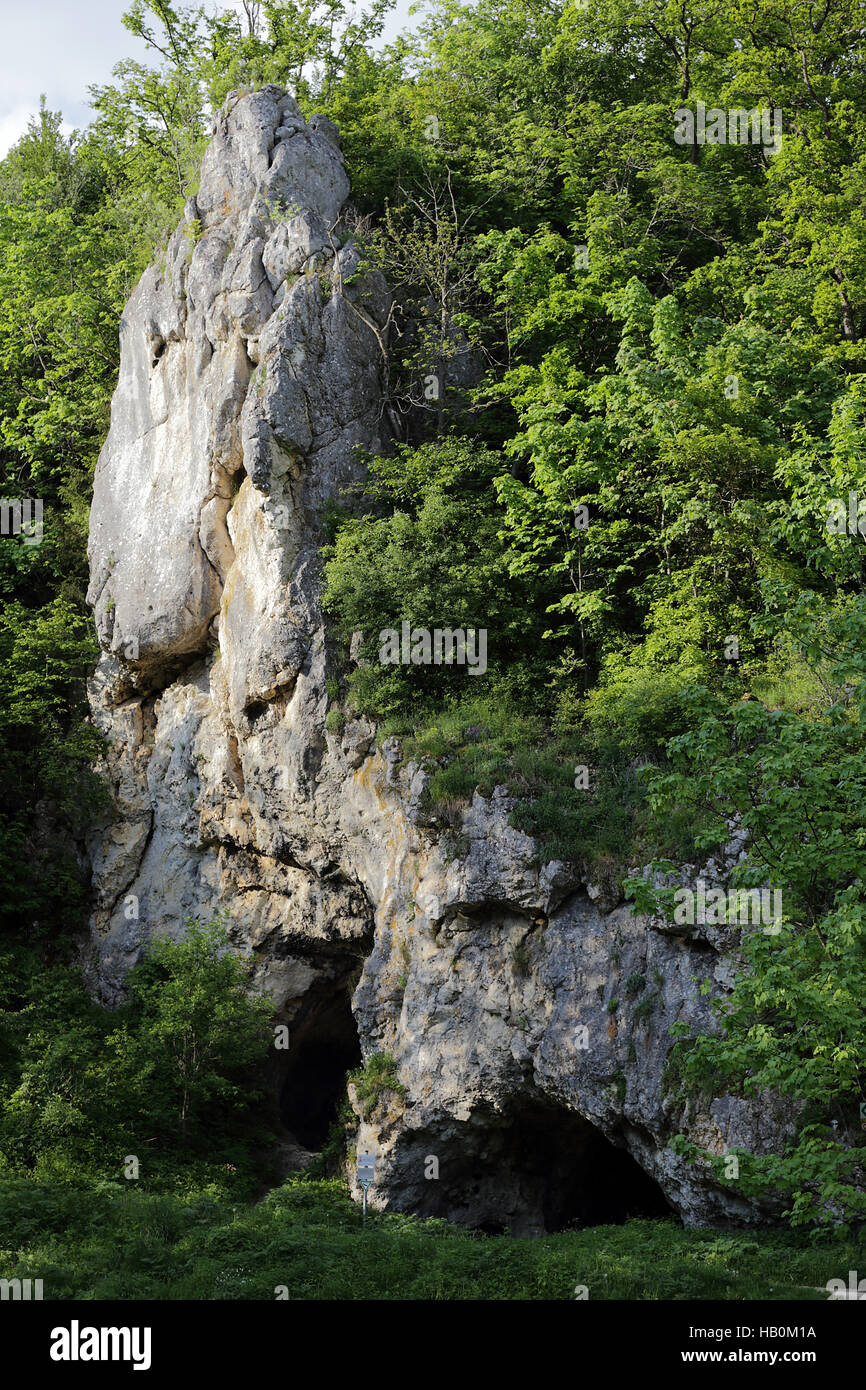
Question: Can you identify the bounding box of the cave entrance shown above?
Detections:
[415,1096,673,1234]
[279,989,361,1150]
[539,1118,673,1231]
[498,1100,673,1232]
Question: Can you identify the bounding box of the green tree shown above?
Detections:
[115,916,273,1143]
[323,438,540,718]
[628,592,866,1226]
[0,917,274,1181]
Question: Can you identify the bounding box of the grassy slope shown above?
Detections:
[1,1176,862,1301]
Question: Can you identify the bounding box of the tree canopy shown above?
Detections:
[2,0,866,1223]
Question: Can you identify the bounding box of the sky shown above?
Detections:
[0,0,419,156]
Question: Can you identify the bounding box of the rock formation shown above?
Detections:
[86,87,786,1234]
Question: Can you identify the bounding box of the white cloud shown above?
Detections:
[0,0,148,157]
[0,107,39,158]
[0,0,422,159]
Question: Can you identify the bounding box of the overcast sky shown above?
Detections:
[0,0,419,156]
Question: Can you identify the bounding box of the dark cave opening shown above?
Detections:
[542,1123,673,1231]
[506,1101,673,1232]
[276,995,672,1229]
[417,1097,673,1234]
[279,990,361,1150]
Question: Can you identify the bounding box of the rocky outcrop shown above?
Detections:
[86,87,787,1233]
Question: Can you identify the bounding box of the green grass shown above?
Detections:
[0,1175,860,1300]
[347,1052,407,1119]
[373,695,716,875]
[325,706,346,735]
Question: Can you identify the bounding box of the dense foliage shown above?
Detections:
[2,1176,861,1299]
[0,917,274,1193]
[2,0,866,1237]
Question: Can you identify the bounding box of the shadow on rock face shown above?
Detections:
[385,1095,674,1237]
[279,988,362,1150]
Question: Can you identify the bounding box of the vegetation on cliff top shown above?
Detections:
[1,0,866,1235]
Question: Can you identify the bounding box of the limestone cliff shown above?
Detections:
[86,88,785,1234]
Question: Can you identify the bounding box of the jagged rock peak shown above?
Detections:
[85,88,786,1237]
[87,86,389,698]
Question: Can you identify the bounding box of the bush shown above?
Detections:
[628,594,866,1227]
[0,916,276,1193]
[322,440,543,721]
[348,1053,407,1119]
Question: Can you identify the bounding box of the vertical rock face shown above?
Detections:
[87,88,785,1232]
[86,85,388,1030]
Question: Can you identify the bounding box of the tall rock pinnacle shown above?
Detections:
[85,88,786,1234]
[87,86,388,698]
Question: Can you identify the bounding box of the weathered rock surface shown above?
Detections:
[86,88,788,1233]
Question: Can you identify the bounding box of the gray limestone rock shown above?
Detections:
[86,88,791,1233]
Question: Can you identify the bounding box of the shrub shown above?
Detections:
[511,942,531,975]
[348,1052,407,1119]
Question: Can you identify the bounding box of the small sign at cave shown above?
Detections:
[357,1153,376,1186]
